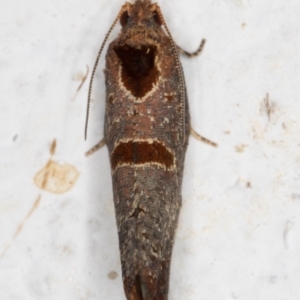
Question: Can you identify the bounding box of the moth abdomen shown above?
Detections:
[114,167,180,300]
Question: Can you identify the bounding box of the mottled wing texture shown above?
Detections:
[104,3,190,299]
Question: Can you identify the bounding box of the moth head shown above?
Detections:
[120,1,163,28]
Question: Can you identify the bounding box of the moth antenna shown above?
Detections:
[85,5,127,140]
[155,6,186,145]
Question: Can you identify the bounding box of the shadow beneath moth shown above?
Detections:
[85,1,216,299]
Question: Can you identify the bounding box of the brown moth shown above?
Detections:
[85,0,215,299]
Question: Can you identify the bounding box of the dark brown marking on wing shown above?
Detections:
[108,93,115,103]
[114,45,160,98]
[111,140,174,170]
[120,10,129,27]
[129,205,146,219]
[153,10,163,26]
[166,95,173,101]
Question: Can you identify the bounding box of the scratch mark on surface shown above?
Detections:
[13,195,41,239]
[1,195,41,259]
[261,93,275,121]
[0,245,11,259]
[72,65,89,101]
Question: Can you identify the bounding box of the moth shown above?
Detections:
[85,1,216,299]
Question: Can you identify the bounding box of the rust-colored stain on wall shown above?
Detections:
[13,195,41,239]
[34,159,79,194]
[235,144,248,153]
[72,65,89,101]
[1,195,41,259]
[50,139,57,156]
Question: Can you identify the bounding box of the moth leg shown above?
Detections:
[190,127,218,147]
[177,38,206,58]
[85,138,106,156]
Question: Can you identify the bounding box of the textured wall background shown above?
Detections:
[1,0,300,299]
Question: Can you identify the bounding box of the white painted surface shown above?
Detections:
[1,0,300,299]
